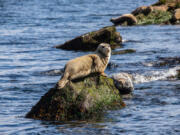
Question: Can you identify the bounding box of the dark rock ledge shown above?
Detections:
[54,26,122,51]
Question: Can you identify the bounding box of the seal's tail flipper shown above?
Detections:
[57,73,69,89]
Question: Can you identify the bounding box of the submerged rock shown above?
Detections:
[112,49,136,55]
[54,26,122,51]
[111,73,134,95]
[153,57,180,67]
[26,74,125,121]
[110,14,137,26]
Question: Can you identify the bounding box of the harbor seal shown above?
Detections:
[58,43,111,89]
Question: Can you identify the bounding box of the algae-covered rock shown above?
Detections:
[136,10,172,25]
[26,74,125,121]
[113,0,180,26]
[110,14,137,26]
[54,26,122,51]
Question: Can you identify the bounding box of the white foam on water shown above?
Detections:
[132,66,180,84]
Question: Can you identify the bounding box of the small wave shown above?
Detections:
[132,66,180,84]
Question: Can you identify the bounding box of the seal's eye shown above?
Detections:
[102,46,104,48]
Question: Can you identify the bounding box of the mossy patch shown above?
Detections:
[136,10,172,25]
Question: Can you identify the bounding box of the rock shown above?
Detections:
[110,14,137,26]
[173,8,180,20]
[154,57,180,67]
[132,6,153,16]
[26,74,125,121]
[152,5,168,12]
[107,62,119,70]
[124,0,180,25]
[112,49,136,55]
[111,73,134,95]
[54,26,122,51]
[136,10,172,25]
[153,0,180,7]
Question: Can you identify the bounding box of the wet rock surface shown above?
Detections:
[26,74,125,121]
[55,26,122,51]
[171,8,180,23]
[153,57,180,67]
[111,49,136,55]
[132,6,153,16]
[111,73,134,95]
[110,14,137,26]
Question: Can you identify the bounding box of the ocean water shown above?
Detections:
[0,0,180,134]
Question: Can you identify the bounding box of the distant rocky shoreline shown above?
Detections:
[111,0,180,26]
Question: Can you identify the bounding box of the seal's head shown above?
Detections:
[96,43,111,57]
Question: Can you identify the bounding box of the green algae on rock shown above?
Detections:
[26,74,125,121]
[110,0,180,26]
[54,26,122,51]
[136,10,172,25]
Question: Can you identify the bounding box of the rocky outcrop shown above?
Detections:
[171,8,180,23]
[111,73,134,95]
[174,8,180,19]
[110,14,137,26]
[152,5,168,12]
[136,9,172,25]
[54,26,122,51]
[111,0,180,26]
[26,74,125,121]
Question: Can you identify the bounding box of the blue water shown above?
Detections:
[0,0,180,134]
